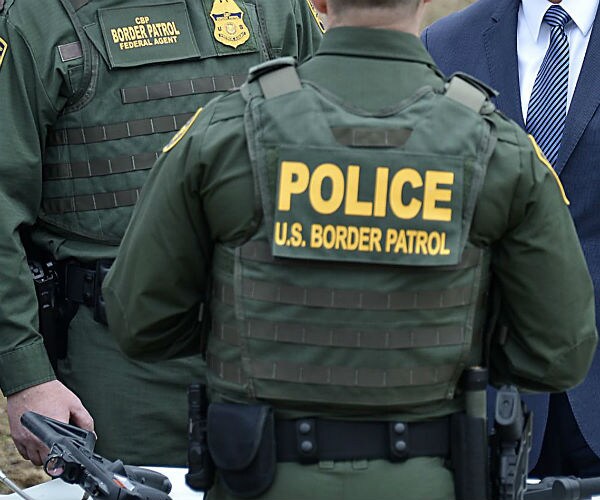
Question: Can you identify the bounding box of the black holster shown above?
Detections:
[490,386,532,500]
[29,260,74,369]
[207,403,276,499]
[186,384,215,491]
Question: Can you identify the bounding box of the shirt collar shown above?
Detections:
[521,0,599,41]
[316,27,436,68]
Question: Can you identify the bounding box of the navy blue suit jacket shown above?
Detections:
[422,0,600,468]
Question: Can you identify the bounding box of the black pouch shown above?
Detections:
[207,403,276,498]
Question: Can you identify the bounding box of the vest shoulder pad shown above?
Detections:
[247,57,298,83]
[445,72,498,114]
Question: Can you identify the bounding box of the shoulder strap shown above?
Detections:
[445,72,498,114]
[57,0,94,107]
[243,57,301,101]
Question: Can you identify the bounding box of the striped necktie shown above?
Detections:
[526,5,571,166]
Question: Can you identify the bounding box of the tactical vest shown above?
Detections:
[41,0,275,244]
[207,59,498,412]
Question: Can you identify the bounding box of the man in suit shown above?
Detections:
[422,0,600,478]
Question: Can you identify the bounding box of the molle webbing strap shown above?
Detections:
[238,241,482,271]
[121,74,247,104]
[43,188,140,214]
[331,127,413,148]
[46,112,195,146]
[69,0,89,10]
[213,319,466,350]
[214,279,473,311]
[207,354,456,388]
[43,152,159,180]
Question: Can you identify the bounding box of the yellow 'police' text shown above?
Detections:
[277,161,454,221]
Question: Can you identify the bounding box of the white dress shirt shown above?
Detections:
[517,0,599,122]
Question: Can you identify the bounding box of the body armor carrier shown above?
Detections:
[207,59,498,412]
[40,0,273,244]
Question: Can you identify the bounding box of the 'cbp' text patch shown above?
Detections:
[0,37,7,71]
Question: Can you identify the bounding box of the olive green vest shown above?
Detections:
[41,0,275,244]
[207,59,497,412]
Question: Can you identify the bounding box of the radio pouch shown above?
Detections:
[207,403,276,498]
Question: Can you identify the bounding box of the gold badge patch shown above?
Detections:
[528,135,570,205]
[305,0,326,33]
[0,37,8,70]
[210,0,250,49]
[163,107,203,153]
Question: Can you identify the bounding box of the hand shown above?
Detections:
[6,380,94,466]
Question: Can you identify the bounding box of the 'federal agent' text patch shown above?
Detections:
[0,37,7,71]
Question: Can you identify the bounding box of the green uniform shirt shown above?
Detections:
[0,0,322,396]
[105,27,597,406]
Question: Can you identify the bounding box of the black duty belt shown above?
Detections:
[275,417,450,464]
[64,260,113,325]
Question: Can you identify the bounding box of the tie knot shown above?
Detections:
[544,5,571,29]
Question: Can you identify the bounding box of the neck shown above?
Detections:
[326,7,423,36]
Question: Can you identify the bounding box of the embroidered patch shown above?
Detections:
[210,0,250,49]
[163,107,203,153]
[0,37,8,71]
[528,135,569,205]
[305,0,326,33]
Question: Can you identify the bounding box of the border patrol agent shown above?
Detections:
[0,0,323,466]
[104,0,597,497]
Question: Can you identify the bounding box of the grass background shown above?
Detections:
[0,0,474,494]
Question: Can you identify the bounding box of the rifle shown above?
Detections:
[21,411,173,500]
[525,476,600,499]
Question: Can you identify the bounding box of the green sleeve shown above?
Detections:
[291,0,323,63]
[103,108,214,362]
[0,16,65,395]
[489,134,598,392]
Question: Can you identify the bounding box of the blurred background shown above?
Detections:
[0,0,475,493]
[423,0,472,27]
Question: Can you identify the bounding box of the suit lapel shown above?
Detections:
[482,0,524,127]
[555,9,600,175]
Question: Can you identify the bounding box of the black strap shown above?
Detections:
[58,41,83,62]
[43,152,159,181]
[275,417,450,463]
[63,260,112,325]
[47,112,195,146]
[43,188,140,214]
[121,74,247,104]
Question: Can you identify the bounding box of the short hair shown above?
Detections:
[328,0,420,9]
